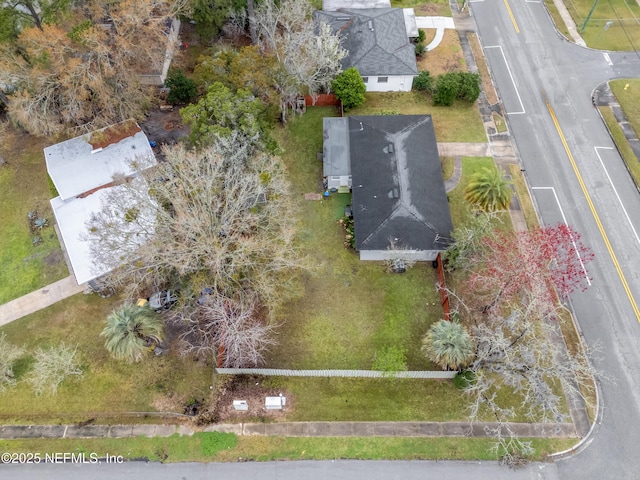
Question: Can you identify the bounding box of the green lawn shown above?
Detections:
[0,434,576,463]
[0,293,212,423]
[0,127,68,303]
[598,81,640,189]
[446,157,512,228]
[270,108,443,371]
[0,433,576,468]
[557,0,640,50]
[348,92,487,143]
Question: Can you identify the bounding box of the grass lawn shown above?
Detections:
[392,0,452,16]
[610,79,640,139]
[598,106,640,188]
[0,434,576,462]
[468,33,499,106]
[418,30,466,77]
[0,125,68,304]
[259,377,469,421]
[0,293,212,423]
[509,165,539,231]
[270,108,443,371]
[349,92,486,143]
[558,0,640,50]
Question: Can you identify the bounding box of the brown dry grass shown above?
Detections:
[89,119,141,149]
[417,30,466,76]
[468,32,499,105]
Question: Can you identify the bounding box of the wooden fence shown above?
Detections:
[435,252,451,320]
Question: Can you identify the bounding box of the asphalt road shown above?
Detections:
[469,0,640,478]
[0,459,562,479]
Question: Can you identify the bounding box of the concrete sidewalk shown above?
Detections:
[415,16,456,52]
[0,421,578,440]
[0,276,86,327]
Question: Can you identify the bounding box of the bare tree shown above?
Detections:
[440,224,599,463]
[86,137,305,314]
[253,0,346,120]
[0,333,24,392]
[171,291,278,367]
[26,343,83,396]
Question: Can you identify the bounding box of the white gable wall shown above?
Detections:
[362,74,414,92]
[359,249,439,261]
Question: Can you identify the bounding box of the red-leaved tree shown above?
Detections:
[466,224,594,314]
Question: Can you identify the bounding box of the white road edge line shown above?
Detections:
[484,45,525,115]
[594,146,640,244]
[531,186,592,285]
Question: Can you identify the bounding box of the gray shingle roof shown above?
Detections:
[315,8,418,76]
[347,115,453,252]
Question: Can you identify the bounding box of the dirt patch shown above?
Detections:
[418,30,467,76]
[140,108,190,147]
[212,375,295,423]
[42,249,64,267]
[152,393,185,413]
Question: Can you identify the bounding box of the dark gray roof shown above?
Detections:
[322,117,350,177]
[348,115,453,252]
[314,8,418,76]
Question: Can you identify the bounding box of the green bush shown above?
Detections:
[432,72,481,106]
[453,370,476,390]
[416,29,426,43]
[412,71,433,92]
[165,69,197,105]
[457,72,481,103]
[415,42,426,57]
[331,67,366,111]
[433,72,460,106]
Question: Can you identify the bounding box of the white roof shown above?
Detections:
[51,190,111,285]
[44,122,155,201]
[51,179,155,285]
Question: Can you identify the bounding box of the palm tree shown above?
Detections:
[464,167,513,212]
[101,303,164,362]
[422,320,475,371]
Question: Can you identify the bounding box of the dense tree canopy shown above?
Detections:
[0,0,184,135]
[86,138,304,312]
[180,81,269,148]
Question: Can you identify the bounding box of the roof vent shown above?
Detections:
[383,143,394,154]
[368,20,374,31]
[337,16,351,21]
[91,148,103,155]
[387,188,399,199]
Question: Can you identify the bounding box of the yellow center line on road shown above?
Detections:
[503,0,521,33]
[546,98,640,323]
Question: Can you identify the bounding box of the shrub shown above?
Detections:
[165,69,197,104]
[432,72,481,106]
[416,29,426,43]
[331,67,366,111]
[415,42,426,57]
[413,71,433,92]
[453,370,476,390]
[433,72,460,106]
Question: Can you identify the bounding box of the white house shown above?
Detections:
[315,7,418,92]
[45,120,156,287]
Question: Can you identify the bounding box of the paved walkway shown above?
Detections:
[445,157,463,192]
[415,16,456,51]
[0,276,86,327]
[0,421,578,440]
[550,0,586,46]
